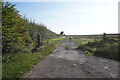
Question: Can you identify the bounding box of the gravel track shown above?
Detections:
[22,37,119,78]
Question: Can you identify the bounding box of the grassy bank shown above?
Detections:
[74,38,119,61]
[2,36,65,79]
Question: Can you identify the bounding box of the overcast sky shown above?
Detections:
[11,0,119,35]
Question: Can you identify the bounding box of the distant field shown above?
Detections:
[67,33,120,40]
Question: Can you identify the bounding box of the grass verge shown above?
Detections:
[74,38,119,61]
[2,36,65,79]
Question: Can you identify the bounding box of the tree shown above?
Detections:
[60,31,64,35]
[2,2,31,54]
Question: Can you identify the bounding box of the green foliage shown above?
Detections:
[84,51,93,56]
[2,46,53,79]
[2,37,64,79]
[2,2,65,79]
[2,2,32,54]
[2,2,58,54]
[74,39,93,47]
[65,47,71,50]
[28,22,57,46]
[74,38,119,61]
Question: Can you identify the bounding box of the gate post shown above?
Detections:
[103,33,107,42]
[37,34,41,47]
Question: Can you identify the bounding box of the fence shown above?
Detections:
[31,34,63,52]
[67,33,120,40]
[32,34,63,42]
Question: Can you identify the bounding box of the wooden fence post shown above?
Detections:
[31,34,41,53]
[103,33,107,41]
[37,34,41,47]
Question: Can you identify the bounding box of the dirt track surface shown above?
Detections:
[22,37,119,78]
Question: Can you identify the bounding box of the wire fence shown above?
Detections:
[67,33,120,40]
[32,34,63,41]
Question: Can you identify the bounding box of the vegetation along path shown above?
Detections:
[22,37,118,78]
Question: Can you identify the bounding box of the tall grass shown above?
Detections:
[74,38,119,61]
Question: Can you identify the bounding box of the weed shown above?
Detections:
[65,47,71,50]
